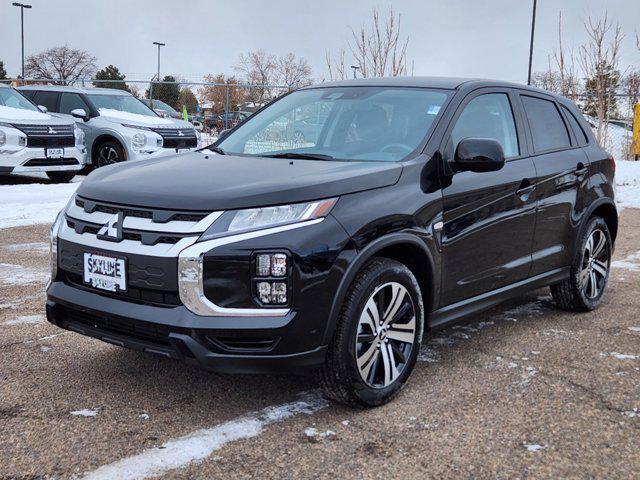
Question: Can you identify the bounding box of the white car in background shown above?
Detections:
[0,84,86,183]
[19,85,198,169]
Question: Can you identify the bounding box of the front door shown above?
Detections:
[440,89,537,306]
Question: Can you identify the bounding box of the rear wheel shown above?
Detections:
[94,141,125,169]
[46,171,76,183]
[320,258,424,407]
[550,216,612,311]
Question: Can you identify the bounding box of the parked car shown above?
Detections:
[209,111,251,131]
[46,77,616,407]
[18,86,198,169]
[0,83,85,182]
[140,98,183,119]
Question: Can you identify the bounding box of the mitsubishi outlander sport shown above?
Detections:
[18,85,198,169]
[46,78,617,407]
[0,84,85,182]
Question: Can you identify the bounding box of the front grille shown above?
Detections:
[151,127,197,149]
[205,335,278,353]
[66,218,185,245]
[24,158,79,167]
[62,271,181,307]
[13,124,75,148]
[75,197,208,223]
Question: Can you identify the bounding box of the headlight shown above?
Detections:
[74,126,85,147]
[132,132,147,150]
[200,198,338,240]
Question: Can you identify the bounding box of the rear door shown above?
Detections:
[439,88,537,306]
[517,92,590,276]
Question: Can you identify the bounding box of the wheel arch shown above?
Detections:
[322,232,437,345]
[589,200,618,243]
[91,134,127,164]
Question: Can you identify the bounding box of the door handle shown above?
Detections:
[574,162,588,178]
[516,178,535,199]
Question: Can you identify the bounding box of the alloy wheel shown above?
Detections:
[581,228,610,299]
[97,146,120,167]
[355,282,416,388]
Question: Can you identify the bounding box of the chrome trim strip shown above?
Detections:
[58,221,199,257]
[66,203,223,234]
[178,218,324,317]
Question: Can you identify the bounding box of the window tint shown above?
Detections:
[32,91,59,112]
[450,93,519,158]
[521,95,570,152]
[561,105,589,146]
[59,93,90,115]
[20,90,36,100]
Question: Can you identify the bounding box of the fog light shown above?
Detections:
[271,282,287,304]
[256,254,271,277]
[271,254,287,277]
[257,282,272,304]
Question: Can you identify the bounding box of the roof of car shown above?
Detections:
[17,85,132,96]
[303,76,549,93]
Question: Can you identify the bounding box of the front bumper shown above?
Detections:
[46,281,327,374]
[0,145,86,173]
[126,146,197,163]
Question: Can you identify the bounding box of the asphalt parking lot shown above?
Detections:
[1,202,639,479]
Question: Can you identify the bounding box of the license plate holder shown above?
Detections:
[46,148,64,159]
[83,252,127,292]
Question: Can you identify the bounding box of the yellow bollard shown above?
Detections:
[634,104,640,160]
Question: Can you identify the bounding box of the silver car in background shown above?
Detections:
[0,84,85,183]
[18,86,199,169]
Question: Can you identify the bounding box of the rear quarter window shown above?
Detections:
[521,95,571,153]
[561,105,589,146]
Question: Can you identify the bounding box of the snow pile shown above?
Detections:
[0,105,52,122]
[616,161,640,209]
[604,123,633,162]
[98,108,174,126]
[0,180,79,228]
[71,408,100,417]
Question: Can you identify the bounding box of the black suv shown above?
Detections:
[46,77,617,407]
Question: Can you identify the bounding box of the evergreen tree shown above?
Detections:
[177,88,199,113]
[146,75,180,109]
[0,60,7,80]
[93,65,130,92]
[582,62,620,118]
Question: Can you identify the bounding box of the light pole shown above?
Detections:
[12,2,32,82]
[151,41,165,108]
[527,0,538,85]
[350,65,360,79]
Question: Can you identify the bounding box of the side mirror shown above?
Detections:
[454,138,505,173]
[71,108,89,121]
[38,105,48,113]
[218,128,230,139]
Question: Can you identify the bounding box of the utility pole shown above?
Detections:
[527,0,538,85]
[151,41,165,109]
[12,2,32,83]
[350,65,360,79]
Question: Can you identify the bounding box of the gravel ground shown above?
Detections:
[0,209,639,480]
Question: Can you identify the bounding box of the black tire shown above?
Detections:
[550,216,612,312]
[320,258,424,408]
[94,140,125,169]
[46,171,76,183]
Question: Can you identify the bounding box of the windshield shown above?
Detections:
[88,94,158,117]
[218,86,450,161]
[0,88,39,111]
[149,99,178,114]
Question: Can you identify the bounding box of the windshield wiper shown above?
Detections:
[203,145,226,155]
[262,152,335,161]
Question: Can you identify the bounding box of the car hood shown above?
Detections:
[0,105,72,126]
[77,151,402,211]
[97,108,193,129]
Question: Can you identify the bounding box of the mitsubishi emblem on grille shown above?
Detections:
[48,127,57,134]
[178,130,184,137]
[97,212,124,242]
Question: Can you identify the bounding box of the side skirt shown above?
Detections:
[428,267,570,330]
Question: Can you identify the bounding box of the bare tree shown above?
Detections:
[578,14,624,144]
[531,60,562,92]
[552,12,580,100]
[326,7,410,79]
[198,74,247,114]
[274,53,312,89]
[325,48,347,81]
[234,50,277,103]
[25,45,97,85]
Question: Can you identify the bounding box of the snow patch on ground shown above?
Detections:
[616,161,640,209]
[304,427,336,441]
[2,242,49,253]
[0,180,79,228]
[71,408,100,418]
[81,392,328,480]
[2,314,45,326]
[629,327,640,332]
[0,263,49,286]
[611,251,640,272]
[524,443,547,452]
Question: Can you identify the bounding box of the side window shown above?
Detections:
[20,90,36,100]
[521,95,570,152]
[32,91,59,112]
[59,93,90,115]
[561,105,589,146]
[450,93,519,159]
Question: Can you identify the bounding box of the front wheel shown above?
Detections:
[46,171,76,183]
[550,216,612,311]
[94,141,125,169]
[320,258,424,408]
